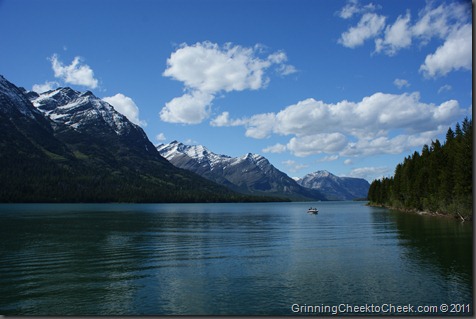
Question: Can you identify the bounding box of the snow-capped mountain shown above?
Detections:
[29,87,160,159]
[296,170,370,200]
[0,75,72,162]
[158,141,325,201]
[31,88,135,136]
[0,75,45,121]
[0,74,243,203]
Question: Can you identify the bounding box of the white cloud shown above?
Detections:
[159,90,213,124]
[438,84,452,94]
[339,13,386,48]
[103,93,147,127]
[319,155,340,162]
[226,91,466,158]
[210,111,246,127]
[282,160,308,173]
[262,143,287,154]
[276,64,298,76]
[161,41,296,124]
[344,159,353,165]
[337,1,471,78]
[50,54,98,89]
[244,113,277,139]
[419,24,472,78]
[184,138,198,145]
[32,81,59,93]
[287,133,348,157]
[393,78,410,89]
[375,12,412,55]
[412,2,468,44]
[340,132,437,157]
[338,0,361,19]
[338,0,377,19]
[347,166,390,182]
[155,133,166,142]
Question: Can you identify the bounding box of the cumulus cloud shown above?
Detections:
[419,24,472,78]
[210,111,246,127]
[375,12,412,55]
[347,166,390,182]
[244,113,277,139]
[393,78,410,89]
[155,133,166,142]
[161,41,296,124]
[338,1,471,78]
[262,143,287,154]
[32,80,59,93]
[287,133,348,157]
[103,93,147,127]
[160,90,214,124]
[340,132,440,157]
[219,91,466,158]
[339,13,386,48]
[50,54,98,89]
[282,160,308,173]
[319,155,340,162]
[338,0,377,19]
[412,2,468,44]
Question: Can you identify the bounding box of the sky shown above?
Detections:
[0,0,472,182]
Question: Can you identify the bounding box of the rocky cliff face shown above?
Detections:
[158,141,326,201]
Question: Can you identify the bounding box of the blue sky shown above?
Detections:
[0,0,472,181]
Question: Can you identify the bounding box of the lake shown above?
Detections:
[0,201,472,315]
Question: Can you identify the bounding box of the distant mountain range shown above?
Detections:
[296,170,370,200]
[158,141,370,201]
[1,74,369,202]
[157,141,326,201]
[0,75,257,203]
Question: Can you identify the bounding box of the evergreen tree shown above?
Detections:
[368,119,472,219]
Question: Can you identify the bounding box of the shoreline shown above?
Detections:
[367,203,472,222]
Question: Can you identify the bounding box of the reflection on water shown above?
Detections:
[391,210,472,304]
[0,202,472,315]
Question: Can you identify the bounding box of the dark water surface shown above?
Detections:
[0,202,472,315]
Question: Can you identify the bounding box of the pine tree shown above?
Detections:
[368,119,472,218]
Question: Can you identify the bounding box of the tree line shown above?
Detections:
[368,118,472,219]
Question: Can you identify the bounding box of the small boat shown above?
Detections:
[307,207,319,214]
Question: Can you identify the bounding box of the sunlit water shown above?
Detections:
[0,202,472,315]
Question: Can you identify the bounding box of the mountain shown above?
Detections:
[0,75,262,203]
[296,170,370,200]
[29,87,168,170]
[157,141,326,201]
[0,76,80,201]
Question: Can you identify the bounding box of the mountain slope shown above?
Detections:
[158,141,325,201]
[0,76,84,201]
[0,75,257,203]
[30,87,172,174]
[296,170,370,200]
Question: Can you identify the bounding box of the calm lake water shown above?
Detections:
[0,201,472,315]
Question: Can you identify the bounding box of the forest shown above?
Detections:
[368,118,472,220]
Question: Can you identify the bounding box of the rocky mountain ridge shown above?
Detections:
[296,170,370,200]
[0,75,253,203]
[158,141,369,200]
[158,141,326,201]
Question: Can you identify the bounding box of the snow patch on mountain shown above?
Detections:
[30,87,136,135]
[296,170,370,200]
[157,141,326,201]
[158,141,231,170]
[0,75,40,120]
